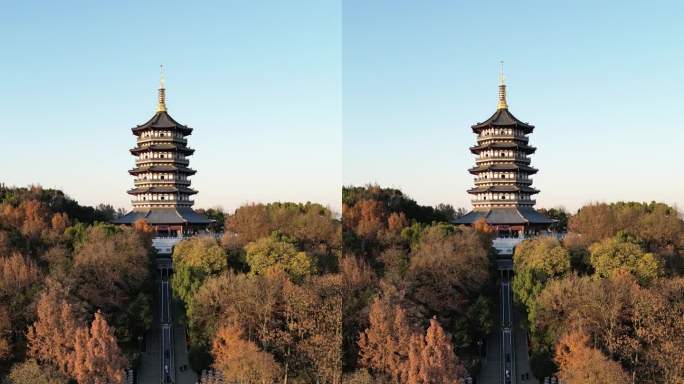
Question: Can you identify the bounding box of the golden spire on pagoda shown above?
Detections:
[157,64,167,112]
[497,61,508,110]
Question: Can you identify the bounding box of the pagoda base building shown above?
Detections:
[455,207,555,237]
[113,69,212,240]
[454,65,554,238]
[114,208,213,237]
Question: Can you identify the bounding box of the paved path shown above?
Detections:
[173,297,197,384]
[478,262,540,384]
[501,272,514,384]
[137,257,197,384]
[478,297,502,384]
[160,268,174,384]
[137,270,162,384]
[513,304,537,384]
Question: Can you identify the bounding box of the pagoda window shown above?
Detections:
[160,175,165,180]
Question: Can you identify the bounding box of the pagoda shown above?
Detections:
[454,65,554,236]
[113,68,212,237]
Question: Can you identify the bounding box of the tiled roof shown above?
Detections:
[130,144,195,155]
[468,164,538,174]
[127,186,198,195]
[471,108,534,133]
[128,165,196,175]
[467,185,539,194]
[453,207,556,225]
[112,207,213,225]
[470,142,536,154]
[132,111,193,135]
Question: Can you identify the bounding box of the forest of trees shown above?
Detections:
[0,185,153,383]
[172,202,342,383]
[341,185,494,383]
[513,202,684,383]
[1,183,682,383]
[342,187,684,384]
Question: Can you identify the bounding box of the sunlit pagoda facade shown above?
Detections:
[455,66,554,236]
[113,69,212,237]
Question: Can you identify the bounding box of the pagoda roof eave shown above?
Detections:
[131,111,193,135]
[130,144,195,155]
[128,165,197,175]
[471,108,534,132]
[127,186,198,195]
[470,142,536,154]
[453,207,556,226]
[467,185,540,194]
[112,207,213,225]
[468,164,538,175]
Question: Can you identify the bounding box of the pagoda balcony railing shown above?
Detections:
[137,136,187,145]
[135,158,190,166]
[476,157,531,164]
[471,199,536,205]
[132,200,194,207]
[474,178,532,185]
[134,179,191,186]
[477,134,528,142]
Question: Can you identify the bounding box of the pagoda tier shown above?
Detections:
[455,67,554,232]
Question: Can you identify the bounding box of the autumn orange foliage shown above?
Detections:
[73,311,127,384]
[554,330,630,384]
[27,291,127,383]
[212,324,281,384]
[359,298,464,384]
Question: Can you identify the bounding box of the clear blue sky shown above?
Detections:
[343,0,684,212]
[1,1,341,213]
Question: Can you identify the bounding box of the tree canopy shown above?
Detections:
[0,185,152,378]
[342,185,490,380]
